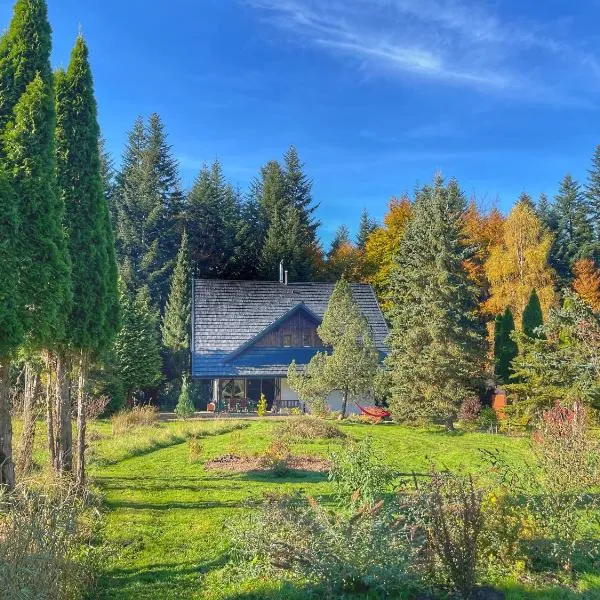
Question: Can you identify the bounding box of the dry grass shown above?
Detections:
[111,405,158,434]
[275,416,346,440]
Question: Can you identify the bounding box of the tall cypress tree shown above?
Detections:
[386,176,486,429]
[0,0,52,131]
[550,174,594,282]
[494,308,518,385]
[162,231,191,381]
[55,35,119,484]
[0,168,21,489]
[522,289,544,338]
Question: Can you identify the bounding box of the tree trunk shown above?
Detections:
[0,361,15,490]
[55,352,72,473]
[75,350,88,488]
[45,352,57,471]
[17,363,39,476]
[444,416,455,432]
[341,389,348,419]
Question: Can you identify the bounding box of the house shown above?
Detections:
[191,277,389,413]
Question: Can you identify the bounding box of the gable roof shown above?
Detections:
[192,279,389,378]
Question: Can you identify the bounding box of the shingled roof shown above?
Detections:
[191,279,389,378]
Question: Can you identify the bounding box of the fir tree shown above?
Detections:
[259,160,287,222]
[494,308,518,385]
[162,231,191,380]
[536,193,556,231]
[585,144,600,241]
[522,289,544,338]
[114,285,162,401]
[186,160,240,278]
[550,175,595,282]
[386,176,487,429]
[356,208,377,250]
[0,0,52,132]
[232,190,267,280]
[174,374,195,418]
[55,35,120,485]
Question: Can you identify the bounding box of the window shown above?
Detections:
[302,333,311,347]
[283,334,292,347]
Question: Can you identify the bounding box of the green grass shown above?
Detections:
[18,418,599,599]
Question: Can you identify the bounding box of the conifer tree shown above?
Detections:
[386,177,487,429]
[325,225,360,281]
[0,169,21,490]
[174,374,195,418]
[114,286,162,402]
[356,208,377,251]
[585,145,600,241]
[162,231,191,381]
[494,308,517,385]
[0,0,52,131]
[232,191,267,280]
[55,35,119,485]
[572,259,600,311]
[259,160,287,222]
[536,193,556,231]
[550,175,595,282]
[522,289,544,338]
[186,161,240,278]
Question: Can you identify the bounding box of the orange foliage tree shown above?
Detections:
[484,199,556,322]
[572,259,600,311]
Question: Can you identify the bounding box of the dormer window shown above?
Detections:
[283,334,292,347]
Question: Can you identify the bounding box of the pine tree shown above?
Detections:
[522,289,544,338]
[550,175,595,282]
[55,35,119,485]
[288,279,379,417]
[186,161,240,278]
[585,145,600,241]
[484,197,555,321]
[494,308,517,385]
[572,259,600,311]
[112,114,183,310]
[386,176,487,429]
[0,0,52,132]
[114,286,162,401]
[174,374,195,418]
[162,231,191,380]
[356,208,377,251]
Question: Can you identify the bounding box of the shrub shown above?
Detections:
[175,375,195,419]
[230,492,415,597]
[111,405,158,434]
[257,393,267,417]
[458,396,482,425]
[260,440,291,477]
[477,407,498,431]
[328,437,396,509]
[86,395,110,421]
[0,482,99,600]
[188,438,204,463]
[275,416,345,440]
[227,430,244,457]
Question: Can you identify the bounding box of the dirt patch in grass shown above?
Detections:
[205,454,331,473]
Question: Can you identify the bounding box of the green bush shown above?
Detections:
[275,416,345,440]
[175,375,195,419]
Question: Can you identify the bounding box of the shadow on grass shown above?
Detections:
[103,498,252,510]
[237,470,329,483]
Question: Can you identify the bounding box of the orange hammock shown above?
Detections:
[354,402,391,419]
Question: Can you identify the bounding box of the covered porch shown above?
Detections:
[210,377,301,413]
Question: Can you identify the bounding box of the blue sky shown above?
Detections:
[2,0,600,245]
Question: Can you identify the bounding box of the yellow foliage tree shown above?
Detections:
[363,197,412,312]
[326,240,361,281]
[572,259,600,311]
[484,199,556,321]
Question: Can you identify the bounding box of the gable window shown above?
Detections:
[303,333,311,347]
[283,334,292,347]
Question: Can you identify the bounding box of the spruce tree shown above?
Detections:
[494,308,518,385]
[174,374,195,418]
[386,176,487,429]
[522,289,544,338]
[0,0,52,131]
[55,35,120,485]
[186,161,240,278]
[114,285,162,402]
[585,145,600,241]
[356,208,377,250]
[162,231,191,381]
[536,193,556,231]
[232,191,267,280]
[550,174,594,282]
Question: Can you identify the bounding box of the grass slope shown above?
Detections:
[80,420,597,599]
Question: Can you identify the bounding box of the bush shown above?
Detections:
[188,438,204,463]
[260,440,291,477]
[458,396,482,425]
[230,492,415,597]
[328,437,396,509]
[477,407,498,431]
[275,416,345,440]
[175,375,195,419]
[111,405,158,434]
[0,482,99,600]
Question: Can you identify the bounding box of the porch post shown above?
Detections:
[213,379,220,412]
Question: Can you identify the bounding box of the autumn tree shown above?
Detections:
[484,198,556,322]
[572,259,600,311]
[363,197,412,313]
[325,225,360,281]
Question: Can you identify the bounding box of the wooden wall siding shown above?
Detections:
[255,312,323,348]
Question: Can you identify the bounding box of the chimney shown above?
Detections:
[279,260,284,284]
[284,270,288,285]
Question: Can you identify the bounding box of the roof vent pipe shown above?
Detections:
[279,260,284,284]
[284,270,288,285]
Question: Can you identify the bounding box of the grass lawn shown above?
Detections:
[26,418,600,599]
